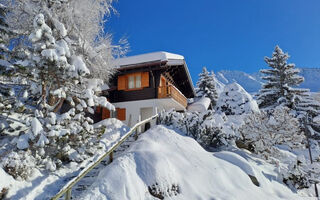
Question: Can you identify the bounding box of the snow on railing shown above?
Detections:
[51,114,159,200]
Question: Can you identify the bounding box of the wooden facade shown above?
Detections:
[107,62,194,102]
[102,60,195,121]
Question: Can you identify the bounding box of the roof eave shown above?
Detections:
[182,60,196,98]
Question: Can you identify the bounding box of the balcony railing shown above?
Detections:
[158,85,188,108]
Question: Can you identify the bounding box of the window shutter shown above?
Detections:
[102,108,110,120]
[117,108,126,121]
[118,75,127,90]
[96,106,101,114]
[141,72,149,88]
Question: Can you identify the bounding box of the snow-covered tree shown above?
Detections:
[0,2,14,74]
[257,46,307,109]
[159,110,238,148]
[239,106,306,156]
[296,93,320,137]
[196,67,218,108]
[216,83,260,115]
[6,0,128,81]
[0,1,118,180]
[281,156,320,190]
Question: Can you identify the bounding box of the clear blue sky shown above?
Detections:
[107,0,320,84]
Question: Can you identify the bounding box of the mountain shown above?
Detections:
[215,68,320,93]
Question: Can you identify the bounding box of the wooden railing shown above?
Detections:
[51,114,159,200]
[158,85,188,108]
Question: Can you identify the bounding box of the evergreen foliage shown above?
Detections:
[196,67,218,108]
[257,46,307,109]
[0,3,13,73]
[216,83,260,115]
[159,110,238,148]
[0,1,117,180]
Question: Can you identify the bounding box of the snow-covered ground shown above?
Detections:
[80,125,303,200]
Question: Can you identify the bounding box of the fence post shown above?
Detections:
[109,151,113,164]
[304,120,319,198]
[65,189,71,200]
[134,128,139,141]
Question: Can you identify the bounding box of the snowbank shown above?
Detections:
[187,97,211,112]
[216,82,260,115]
[0,168,15,191]
[80,125,300,200]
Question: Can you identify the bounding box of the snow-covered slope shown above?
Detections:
[215,68,320,93]
[80,125,300,200]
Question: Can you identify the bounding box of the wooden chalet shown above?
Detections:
[99,52,195,128]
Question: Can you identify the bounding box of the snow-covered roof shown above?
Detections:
[113,51,196,97]
[114,51,184,67]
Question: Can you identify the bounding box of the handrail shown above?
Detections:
[51,114,159,200]
[158,85,188,108]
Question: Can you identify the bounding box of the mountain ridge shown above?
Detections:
[215,68,320,93]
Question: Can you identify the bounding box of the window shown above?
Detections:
[127,74,141,89]
[117,72,149,91]
[135,74,141,88]
[128,76,135,89]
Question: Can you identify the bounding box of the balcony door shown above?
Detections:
[159,76,167,98]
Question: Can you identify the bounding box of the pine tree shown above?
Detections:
[196,67,218,108]
[1,6,116,178]
[296,92,320,142]
[257,45,307,109]
[0,3,13,73]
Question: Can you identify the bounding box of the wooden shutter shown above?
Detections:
[96,106,101,114]
[102,108,110,120]
[117,108,126,121]
[141,72,149,88]
[118,75,127,90]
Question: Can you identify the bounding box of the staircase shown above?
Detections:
[51,114,158,200]
[70,134,137,198]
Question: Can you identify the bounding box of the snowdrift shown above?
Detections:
[80,125,300,200]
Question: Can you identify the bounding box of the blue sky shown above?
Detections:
[107,0,320,84]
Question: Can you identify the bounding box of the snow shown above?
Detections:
[80,125,300,200]
[187,97,211,112]
[313,115,320,124]
[41,49,58,62]
[52,18,67,37]
[216,83,260,115]
[36,133,49,147]
[71,55,90,76]
[17,134,30,150]
[94,96,115,111]
[214,151,256,177]
[0,119,129,199]
[31,118,43,136]
[113,51,185,67]
[0,59,14,69]
[0,168,15,190]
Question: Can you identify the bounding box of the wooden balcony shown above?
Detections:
[158,85,188,108]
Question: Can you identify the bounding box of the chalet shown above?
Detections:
[99,52,195,128]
